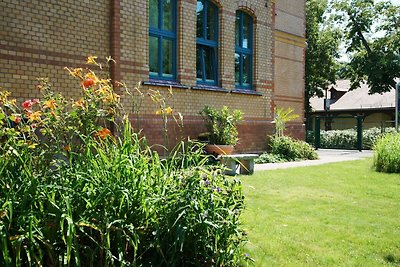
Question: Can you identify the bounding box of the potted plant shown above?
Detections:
[200,105,243,155]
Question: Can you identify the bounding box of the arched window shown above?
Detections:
[149,0,176,80]
[235,10,253,89]
[196,0,218,85]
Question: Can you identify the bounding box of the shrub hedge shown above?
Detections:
[307,127,396,150]
[256,136,318,163]
[373,133,400,173]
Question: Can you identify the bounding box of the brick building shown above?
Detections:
[0,0,306,153]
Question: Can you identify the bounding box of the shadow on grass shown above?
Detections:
[384,254,400,264]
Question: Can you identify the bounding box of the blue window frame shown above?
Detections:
[196,0,219,85]
[149,0,177,80]
[235,11,253,90]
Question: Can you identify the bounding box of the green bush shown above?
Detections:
[0,61,247,266]
[309,128,396,149]
[270,136,318,161]
[254,153,287,164]
[373,133,400,173]
[320,129,357,149]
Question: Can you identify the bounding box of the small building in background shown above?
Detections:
[309,80,395,131]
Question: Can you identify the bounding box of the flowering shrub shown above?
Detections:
[0,57,247,266]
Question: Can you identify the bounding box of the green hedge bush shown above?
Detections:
[373,133,400,173]
[307,127,396,149]
[0,63,247,266]
[268,135,318,162]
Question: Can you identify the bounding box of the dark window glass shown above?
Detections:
[204,46,215,81]
[207,4,216,41]
[162,38,173,77]
[243,13,251,49]
[149,0,176,80]
[162,0,173,31]
[196,2,204,38]
[243,54,251,85]
[235,11,253,89]
[196,47,203,80]
[149,0,158,28]
[235,53,240,83]
[149,36,159,75]
[196,0,218,85]
[235,13,240,47]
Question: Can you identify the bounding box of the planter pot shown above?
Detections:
[204,144,234,156]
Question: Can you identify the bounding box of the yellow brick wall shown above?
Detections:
[0,0,110,102]
[0,0,306,151]
[274,0,306,138]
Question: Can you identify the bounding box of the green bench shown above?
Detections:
[219,154,258,176]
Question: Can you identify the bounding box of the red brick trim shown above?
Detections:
[110,0,122,94]
[274,97,304,103]
[0,44,84,61]
[275,55,303,64]
[0,52,87,68]
[271,0,276,117]
[275,7,305,20]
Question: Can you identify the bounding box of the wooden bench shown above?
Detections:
[218,154,258,176]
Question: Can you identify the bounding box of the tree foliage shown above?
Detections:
[305,0,341,110]
[332,0,400,94]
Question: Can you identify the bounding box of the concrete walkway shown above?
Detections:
[255,149,374,171]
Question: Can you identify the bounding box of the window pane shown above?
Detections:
[207,4,216,40]
[149,36,159,75]
[243,54,251,85]
[196,46,203,80]
[235,53,240,83]
[162,38,173,77]
[149,0,159,28]
[235,13,240,47]
[243,13,251,49]
[162,0,173,31]
[204,46,215,82]
[196,1,204,38]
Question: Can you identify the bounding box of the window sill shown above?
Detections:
[231,89,263,96]
[143,80,190,89]
[191,85,230,93]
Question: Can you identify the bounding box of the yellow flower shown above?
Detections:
[27,143,37,149]
[28,111,42,122]
[0,91,11,104]
[64,67,83,79]
[165,106,173,115]
[64,145,71,152]
[43,99,56,110]
[73,98,85,109]
[155,109,162,115]
[99,79,111,85]
[86,56,98,65]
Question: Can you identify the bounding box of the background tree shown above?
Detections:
[332,0,400,94]
[305,0,341,113]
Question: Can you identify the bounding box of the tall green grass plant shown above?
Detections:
[0,58,247,266]
[373,133,400,173]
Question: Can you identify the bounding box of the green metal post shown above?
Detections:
[356,115,363,151]
[315,117,321,149]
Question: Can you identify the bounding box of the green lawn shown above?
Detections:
[241,159,400,266]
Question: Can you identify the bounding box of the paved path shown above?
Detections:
[255,149,374,171]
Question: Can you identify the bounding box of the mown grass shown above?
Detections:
[241,159,400,266]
